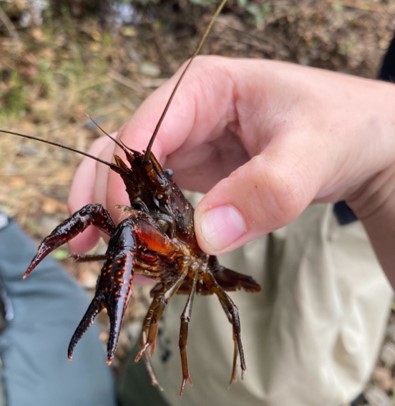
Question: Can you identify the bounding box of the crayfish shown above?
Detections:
[0,0,261,394]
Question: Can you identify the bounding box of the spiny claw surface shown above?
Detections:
[68,218,136,362]
[23,204,115,279]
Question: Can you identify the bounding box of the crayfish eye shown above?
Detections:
[165,168,173,178]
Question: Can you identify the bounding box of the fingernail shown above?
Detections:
[200,205,246,251]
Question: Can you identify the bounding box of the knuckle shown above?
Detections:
[248,155,310,230]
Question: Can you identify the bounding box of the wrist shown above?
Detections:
[347,165,395,219]
[346,147,395,288]
[346,172,395,288]
[345,79,395,214]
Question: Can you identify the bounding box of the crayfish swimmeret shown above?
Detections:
[0,0,261,394]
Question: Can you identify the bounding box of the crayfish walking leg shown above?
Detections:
[203,271,245,383]
[178,269,199,394]
[134,263,191,384]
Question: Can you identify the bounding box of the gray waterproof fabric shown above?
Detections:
[119,204,392,406]
[0,215,116,406]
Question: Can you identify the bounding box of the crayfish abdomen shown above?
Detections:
[23,146,261,393]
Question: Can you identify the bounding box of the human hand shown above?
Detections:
[68,56,395,282]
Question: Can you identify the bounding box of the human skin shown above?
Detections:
[68,56,395,287]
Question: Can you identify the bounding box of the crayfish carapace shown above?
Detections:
[0,0,261,394]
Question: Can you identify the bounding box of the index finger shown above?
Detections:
[122,57,242,156]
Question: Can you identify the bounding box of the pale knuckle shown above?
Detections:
[256,162,309,228]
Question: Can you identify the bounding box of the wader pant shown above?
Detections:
[118,204,392,406]
[0,207,391,406]
[0,214,116,406]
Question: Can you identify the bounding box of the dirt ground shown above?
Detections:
[0,1,395,404]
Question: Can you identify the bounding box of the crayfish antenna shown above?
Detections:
[144,0,228,162]
[86,114,136,156]
[0,129,115,169]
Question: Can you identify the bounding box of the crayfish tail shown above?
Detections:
[207,257,261,293]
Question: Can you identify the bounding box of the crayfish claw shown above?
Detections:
[68,219,137,363]
[68,297,104,360]
[23,239,57,279]
[24,204,116,279]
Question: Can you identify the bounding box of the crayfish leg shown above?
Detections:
[133,299,166,391]
[135,263,191,390]
[24,204,115,278]
[178,270,199,395]
[203,271,245,384]
[142,350,163,392]
[134,297,165,363]
[135,264,190,362]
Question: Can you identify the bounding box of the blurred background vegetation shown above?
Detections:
[0,2,395,403]
[1,0,393,234]
[1,0,393,128]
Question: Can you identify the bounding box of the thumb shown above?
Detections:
[194,140,323,254]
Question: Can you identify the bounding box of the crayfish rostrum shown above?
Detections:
[0,0,261,394]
